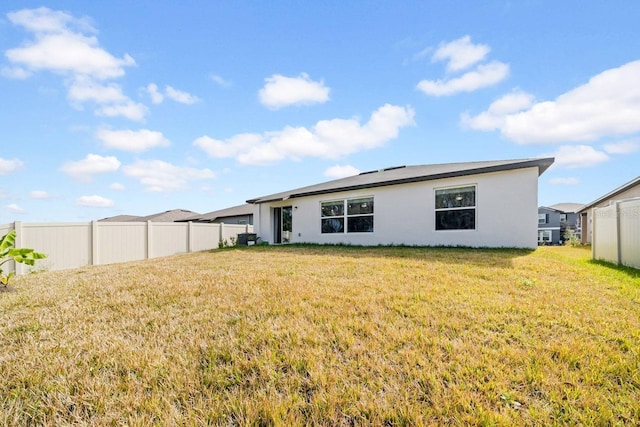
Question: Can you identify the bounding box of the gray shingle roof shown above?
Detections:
[137,209,200,222]
[178,204,253,222]
[98,214,143,222]
[247,157,554,204]
[99,209,200,222]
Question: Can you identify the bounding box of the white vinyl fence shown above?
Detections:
[1,221,253,275]
[592,198,640,269]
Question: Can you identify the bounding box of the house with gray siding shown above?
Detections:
[537,203,582,245]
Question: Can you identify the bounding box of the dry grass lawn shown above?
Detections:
[1,245,639,426]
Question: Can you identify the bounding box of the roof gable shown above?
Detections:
[247,157,554,204]
[578,175,640,212]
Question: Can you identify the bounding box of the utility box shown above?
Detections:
[237,233,257,246]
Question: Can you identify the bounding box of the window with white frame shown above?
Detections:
[538,230,552,243]
[538,213,548,224]
[435,185,476,230]
[321,197,374,233]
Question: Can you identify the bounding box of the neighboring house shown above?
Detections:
[537,203,582,245]
[178,204,254,225]
[98,214,143,222]
[99,209,199,222]
[577,175,640,244]
[246,157,554,249]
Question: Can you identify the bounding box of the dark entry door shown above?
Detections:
[273,206,292,244]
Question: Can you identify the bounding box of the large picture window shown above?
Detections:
[321,197,374,233]
[435,186,476,230]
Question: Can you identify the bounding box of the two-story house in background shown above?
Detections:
[537,203,583,245]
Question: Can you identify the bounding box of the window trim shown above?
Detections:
[434,184,477,231]
[538,230,552,243]
[321,196,374,234]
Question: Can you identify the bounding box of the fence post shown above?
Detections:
[219,222,224,246]
[91,221,99,265]
[145,221,153,259]
[14,221,24,275]
[591,208,596,260]
[615,201,622,265]
[188,221,193,253]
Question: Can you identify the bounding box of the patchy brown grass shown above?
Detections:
[1,245,639,426]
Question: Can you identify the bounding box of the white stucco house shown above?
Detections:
[246,157,554,249]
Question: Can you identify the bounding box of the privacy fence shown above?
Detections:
[592,198,640,269]
[1,221,253,275]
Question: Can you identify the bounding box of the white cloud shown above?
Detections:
[485,60,640,144]
[432,35,490,72]
[109,182,125,191]
[165,86,200,104]
[60,154,121,179]
[5,203,25,214]
[603,139,639,154]
[6,8,134,80]
[5,7,144,121]
[324,165,361,179]
[210,74,232,87]
[461,90,535,130]
[544,145,609,169]
[146,83,164,104]
[68,77,128,105]
[96,102,148,122]
[66,77,147,121]
[549,177,580,185]
[0,157,24,175]
[7,7,94,35]
[142,83,199,105]
[417,36,508,97]
[76,195,114,208]
[29,190,51,199]
[259,73,330,109]
[122,160,216,192]
[1,66,31,79]
[417,61,509,96]
[96,129,170,152]
[194,104,415,165]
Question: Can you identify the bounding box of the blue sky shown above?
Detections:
[1,1,639,223]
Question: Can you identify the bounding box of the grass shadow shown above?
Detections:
[589,259,640,280]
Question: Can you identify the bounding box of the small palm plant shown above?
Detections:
[0,230,47,288]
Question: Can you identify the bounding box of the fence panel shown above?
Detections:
[619,199,640,269]
[592,199,640,269]
[593,205,619,264]
[151,223,190,258]
[0,223,15,274]
[0,221,254,275]
[21,222,92,272]
[220,224,251,245]
[191,223,221,251]
[97,222,147,265]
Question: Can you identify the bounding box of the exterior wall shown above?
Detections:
[581,183,640,243]
[212,215,253,225]
[2,221,253,275]
[254,167,540,249]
